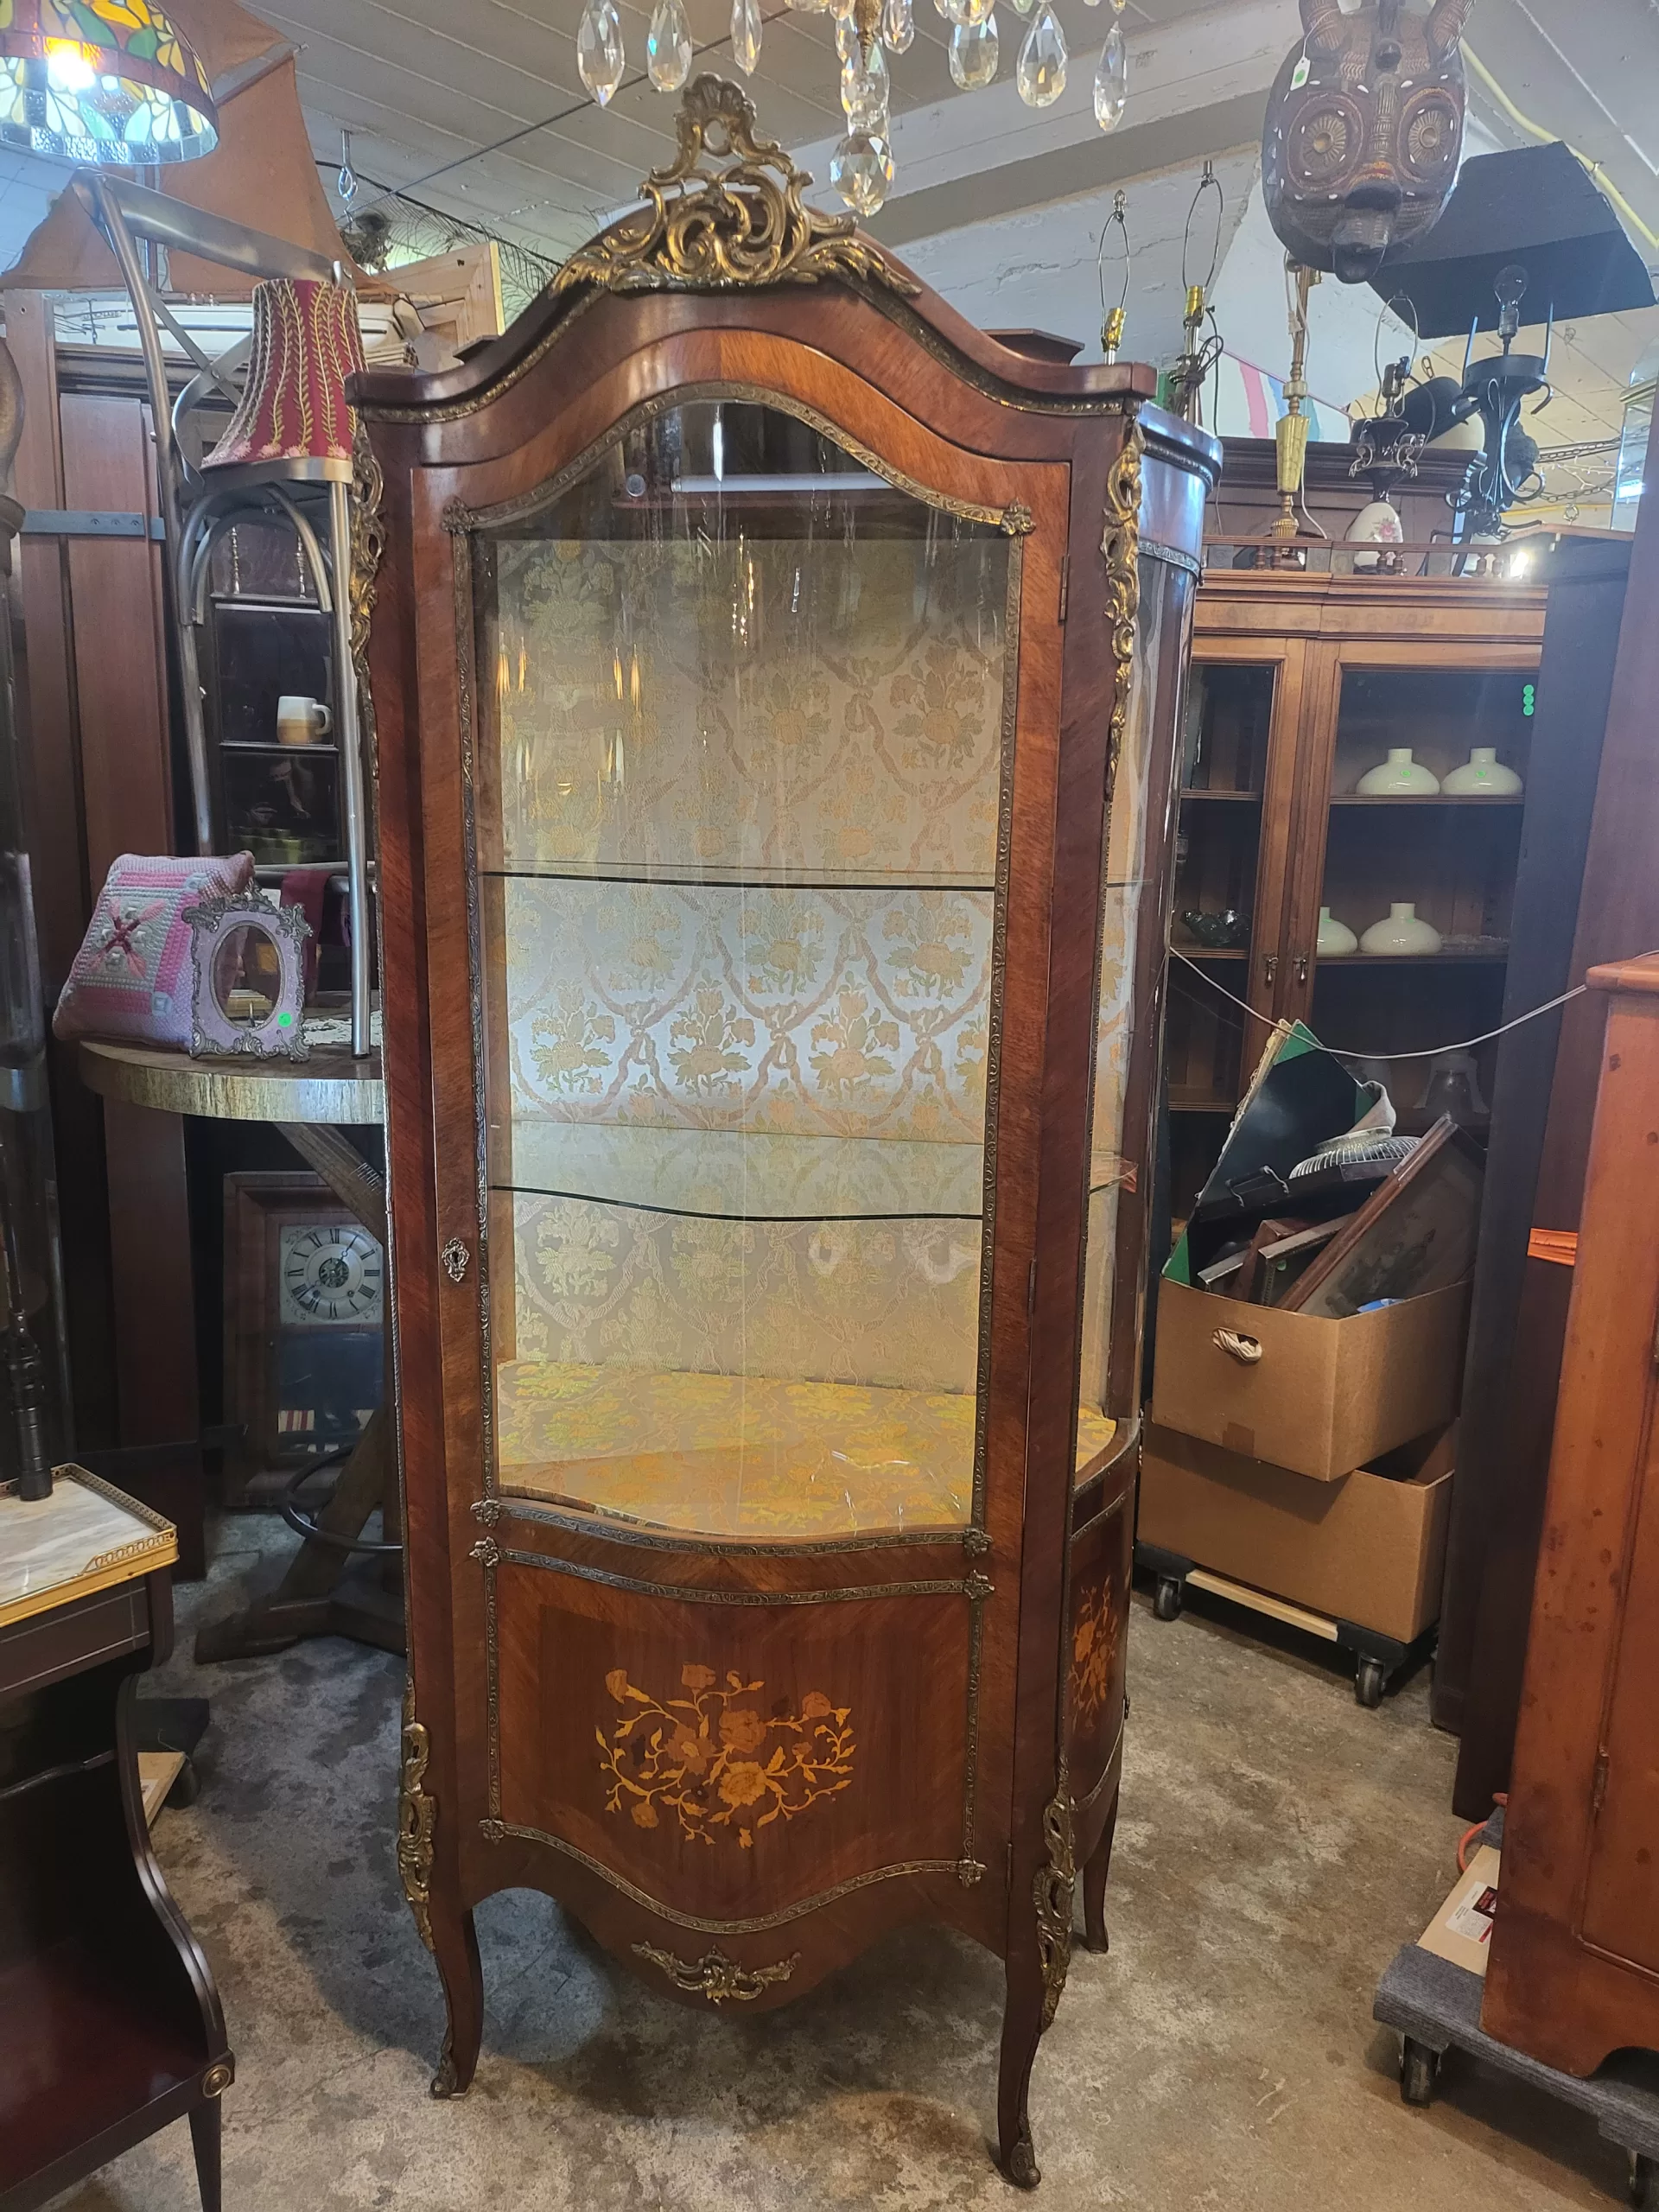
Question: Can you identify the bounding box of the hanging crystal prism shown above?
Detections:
[842,41,890,130]
[577,0,626,104]
[1093,19,1127,127]
[949,13,1000,87]
[787,0,830,11]
[883,0,915,54]
[942,0,994,23]
[1008,0,1035,17]
[731,0,763,70]
[1016,3,1066,105]
[830,130,895,216]
[646,0,692,90]
[836,10,858,60]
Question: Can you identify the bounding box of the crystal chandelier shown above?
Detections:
[576,0,1131,215]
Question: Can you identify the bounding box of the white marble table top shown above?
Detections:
[0,1466,176,1629]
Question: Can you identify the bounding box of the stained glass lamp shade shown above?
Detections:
[0,0,217,165]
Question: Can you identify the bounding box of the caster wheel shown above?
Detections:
[1629,2151,1652,2208]
[1400,2039,1437,2107]
[166,1754,201,1808]
[1153,1575,1184,1623]
[1356,1656,1387,1709]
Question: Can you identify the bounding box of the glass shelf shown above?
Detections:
[482,864,995,892]
[1319,951,1510,967]
[1329,794,1525,809]
[1178,787,1262,803]
[223,740,339,756]
[499,1124,985,1220]
[496,1122,1127,1220]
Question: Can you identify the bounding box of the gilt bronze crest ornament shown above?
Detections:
[551,74,919,299]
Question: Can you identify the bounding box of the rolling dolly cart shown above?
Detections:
[1136,1540,1439,1707]
[1376,1814,1659,2206]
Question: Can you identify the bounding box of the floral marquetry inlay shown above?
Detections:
[1071,1577,1122,1729]
[599,1662,855,1847]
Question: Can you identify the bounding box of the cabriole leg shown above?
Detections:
[1082,1783,1121,1955]
[997,1948,1047,2188]
[429,1900,484,2099]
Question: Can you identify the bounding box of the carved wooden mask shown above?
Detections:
[1263,0,1471,283]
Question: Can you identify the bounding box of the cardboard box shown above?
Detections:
[1417,1845,1501,1978]
[1139,1421,1456,1644]
[1150,1276,1470,1482]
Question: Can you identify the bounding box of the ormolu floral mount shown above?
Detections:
[553,74,918,300]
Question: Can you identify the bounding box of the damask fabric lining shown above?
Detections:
[479,476,1141,1511]
[495,1362,1116,1538]
[489,537,1007,884]
[498,879,995,1142]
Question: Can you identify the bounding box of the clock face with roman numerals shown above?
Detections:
[278,1223,383,1327]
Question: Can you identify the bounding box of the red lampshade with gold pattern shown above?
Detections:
[0,0,217,164]
[205,276,367,478]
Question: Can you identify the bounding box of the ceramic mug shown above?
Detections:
[276,694,332,747]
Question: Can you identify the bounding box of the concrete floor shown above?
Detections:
[48,1518,1621,2212]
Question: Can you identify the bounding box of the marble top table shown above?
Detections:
[0,1465,178,1630]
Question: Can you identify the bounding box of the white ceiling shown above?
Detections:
[271,0,1237,261]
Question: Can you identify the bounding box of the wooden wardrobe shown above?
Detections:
[1483,952,1659,2072]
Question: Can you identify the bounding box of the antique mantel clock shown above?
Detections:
[359,78,1217,2183]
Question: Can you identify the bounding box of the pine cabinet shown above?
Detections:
[356,79,1216,2184]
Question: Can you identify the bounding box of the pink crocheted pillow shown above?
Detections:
[53,852,256,1047]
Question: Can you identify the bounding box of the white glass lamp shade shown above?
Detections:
[1359,903,1443,956]
[1441,747,1522,796]
[1316,906,1358,956]
[1357,748,1440,796]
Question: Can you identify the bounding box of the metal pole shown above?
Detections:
[329,475,372,1058]
[90,178,215,854]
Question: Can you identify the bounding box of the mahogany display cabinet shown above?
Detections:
[358,79,1217,2183]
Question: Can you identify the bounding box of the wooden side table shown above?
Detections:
[77,1039,401,1662]
[0,1466,232,2212]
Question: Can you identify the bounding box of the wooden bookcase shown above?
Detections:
[1164,570,1548,1238]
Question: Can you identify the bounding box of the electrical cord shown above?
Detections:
[1169,946,1600,1065]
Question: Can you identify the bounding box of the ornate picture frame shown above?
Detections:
[183,888,310,1060]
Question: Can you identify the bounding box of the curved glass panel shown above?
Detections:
[471,399,1014,1541]
[1077,551,1179,1477]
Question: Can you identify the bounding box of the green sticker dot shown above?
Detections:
[276,1011,294,1027]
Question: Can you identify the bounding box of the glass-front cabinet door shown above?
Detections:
[1301,659,1537,1132]
[471,398,1015,1542]
[1163,652,1296,1236]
